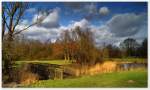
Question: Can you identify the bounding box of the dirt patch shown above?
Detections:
[127,80,135,84]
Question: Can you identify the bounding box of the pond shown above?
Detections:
[21,62,148,81]
[118,63,147,70]
[25,63,63,80]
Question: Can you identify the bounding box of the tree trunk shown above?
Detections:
[2,19,5,40]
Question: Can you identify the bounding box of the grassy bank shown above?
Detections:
[105,58,147,63]
[15,58,147,66]
[25,69,147,88]
[15,60,71,65]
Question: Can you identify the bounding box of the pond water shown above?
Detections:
[118,63,147,70]
[27,63,63,80]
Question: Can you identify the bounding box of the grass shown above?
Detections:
[25,69,147,88]
[15,60,71,65]
[104,58,147,63]
[15,58,147,66]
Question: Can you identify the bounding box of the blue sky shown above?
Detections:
[25,2,147,26]
[6,2,147,46]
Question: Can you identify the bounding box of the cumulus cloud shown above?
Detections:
[73,19,90,31]
[16,18,90,42]
[107,13,146,37]
[15,8,61,42]
[41,8,60,28]
[99,7,109,15]
[16,24,60,42]
[32,12,48,23]
[32,8,60,28]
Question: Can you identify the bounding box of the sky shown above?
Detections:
[11,2,147,46]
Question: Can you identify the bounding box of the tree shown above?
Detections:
[105,44,122,58]
[141,38,148,58]
[60,30,72,61]
[2,2,43,81]
[73,26,102,66]
[138,38,147,58]
[120,38,139,57]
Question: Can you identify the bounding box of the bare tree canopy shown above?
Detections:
[2,2,43,41]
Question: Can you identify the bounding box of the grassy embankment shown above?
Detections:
[24,69,147,88]
[15,58,147,66]
[15,60,70,65]
[14,60,71,68]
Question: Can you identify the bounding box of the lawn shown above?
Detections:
[15,60,71,65]
[25,69,147,88]
[15,58,147,66]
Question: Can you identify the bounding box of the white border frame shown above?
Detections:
[0,0,149,90]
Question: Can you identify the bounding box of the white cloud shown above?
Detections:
[99,7,109,15]
[16,8,61,42]
[32,8,60,28]
[17,25,60,42]
[18,24,77,43]
[41,8,60,28]
[73,19,90,30]
[32,12,48,23]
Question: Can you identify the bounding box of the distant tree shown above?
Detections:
[105,44,122,58]
[120,38,139,57]
[138,38,147,58]
[102,48,109,59]
[51,42,64,59]
[141,38,148,58]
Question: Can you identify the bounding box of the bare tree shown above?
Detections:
[60,30,72,61]
[2,2,44,81]
[73,26,102,66]
[2,2,43,41]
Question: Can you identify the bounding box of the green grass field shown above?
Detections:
[15,58,147,66]
[15,60,71,65]
[25,69,147,88]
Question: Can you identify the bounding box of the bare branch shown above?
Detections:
[12,7,26,32]
[13,8,45,35]
[13,22,37,35]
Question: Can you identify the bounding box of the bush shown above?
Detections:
[18,71,39,85]
[8,64,39,85]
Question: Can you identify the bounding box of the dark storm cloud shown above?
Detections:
[107,13,147,37]
[64,2,99,21]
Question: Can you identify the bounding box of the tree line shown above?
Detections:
[3,26,148,64]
